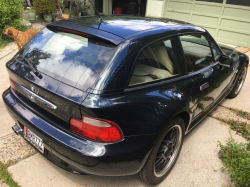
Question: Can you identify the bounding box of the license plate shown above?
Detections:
[24,127,44,153]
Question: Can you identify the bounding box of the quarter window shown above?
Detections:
[210,40,222,61]
[179,34,215,73]
[129,38,183,86]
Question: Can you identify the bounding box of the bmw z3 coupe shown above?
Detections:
[3,15,248,185]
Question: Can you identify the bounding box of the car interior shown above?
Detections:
[129,40,182,86]
[179,35,216,73]
[129,35,219,86]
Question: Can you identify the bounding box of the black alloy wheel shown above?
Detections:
[228,63,248,98]
[139,117,184,185]
[235,66,247,95]
[154,125,182,177]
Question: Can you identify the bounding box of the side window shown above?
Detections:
[129,38,183,86]
[179,34,215,73]
[210,40,222,62]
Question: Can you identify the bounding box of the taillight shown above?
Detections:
[9,78,17,94]
[70,116,124,143]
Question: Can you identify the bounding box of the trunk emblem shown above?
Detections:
[30,85,35,92]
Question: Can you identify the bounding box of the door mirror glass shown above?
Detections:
[219,55,233,67]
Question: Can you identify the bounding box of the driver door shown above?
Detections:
[179,33,233,119]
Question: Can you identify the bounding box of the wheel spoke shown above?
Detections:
[158,160,167,171]
[155,158,164,168]
[159,145,167,152]
[162,139,171,146]
[172,132,177,146]
[156,153,163,159]
[235,68,247,95]
[169,129,174,140]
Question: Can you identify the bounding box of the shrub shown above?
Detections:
[0,0,29,48]
[34,0,57,16]
[75,0,89,13]
[218,134,250,187]
[0,0,24,35]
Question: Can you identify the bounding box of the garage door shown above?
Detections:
[161,0,250,48]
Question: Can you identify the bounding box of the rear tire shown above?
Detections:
[138,117,185,185]
[227,63,248,98]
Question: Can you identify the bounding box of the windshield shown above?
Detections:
[17,27,116,91]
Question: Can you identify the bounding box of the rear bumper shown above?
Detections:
[3,88,156,176]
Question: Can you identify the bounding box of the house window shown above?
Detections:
[226,0,250,7]
[196,0,223,3]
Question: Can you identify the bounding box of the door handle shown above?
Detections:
[202,68,213,79]
[19,86,57,109]
[200,82,209,91]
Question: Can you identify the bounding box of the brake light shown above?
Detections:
[9,78,17,94]
[56,27,92,38]
[70,116,124,143]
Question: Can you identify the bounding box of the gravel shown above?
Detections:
[210,105,250,124]
[0,180,8,187]
[0,134,36,164]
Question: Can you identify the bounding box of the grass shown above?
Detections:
[215,117,250,140]
[0,38,13,49]
[63,8,77,16]
[197,103,204,110]
[36,16,44,22]
[213,108,250,186]
[226,107,250,120]
[200,96,214,101]
[0,160,20,187]
[218,133,250,187]
[31,27,42,32]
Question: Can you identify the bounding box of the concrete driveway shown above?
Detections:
[0,50,18,138]
[0,49,249,186]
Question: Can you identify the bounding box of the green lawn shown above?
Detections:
[0,38,14,49]
[0,161,20,187]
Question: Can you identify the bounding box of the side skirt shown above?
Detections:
[184,89,231,135]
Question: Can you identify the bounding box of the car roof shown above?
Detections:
[49,15,205,45]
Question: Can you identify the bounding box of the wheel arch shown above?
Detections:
[173,111,191,132]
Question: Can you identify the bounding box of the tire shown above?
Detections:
[227,63,248,98]
[138,117,185,185]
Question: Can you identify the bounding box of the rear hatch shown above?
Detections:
[7,26,117,128]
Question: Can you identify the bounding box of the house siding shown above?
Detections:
[146,0,250,47]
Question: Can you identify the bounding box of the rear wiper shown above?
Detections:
[15,54,43,79]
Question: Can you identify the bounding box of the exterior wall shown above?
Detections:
[146,0,250,48]
[88,0,95,15]
[103,0,109,15]
[88,0,109,15]
[146,0,164,17]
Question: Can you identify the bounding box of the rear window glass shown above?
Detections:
[17,27,116,90]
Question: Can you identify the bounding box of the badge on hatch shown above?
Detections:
[30,85,35,92]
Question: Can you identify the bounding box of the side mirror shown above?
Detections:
[219,55,233,68]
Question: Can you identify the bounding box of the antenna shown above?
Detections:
[88,0,103,24]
